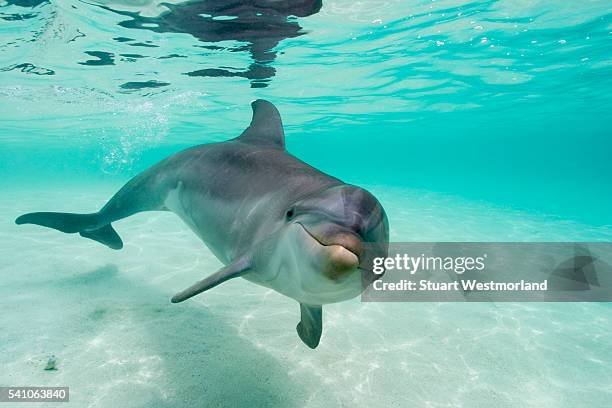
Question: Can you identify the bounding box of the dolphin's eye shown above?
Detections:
[286,208,295,220]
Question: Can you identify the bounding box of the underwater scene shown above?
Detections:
[1,0,611,407]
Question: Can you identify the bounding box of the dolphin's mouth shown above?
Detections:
[295,222,365,283]
[296,222,362,262]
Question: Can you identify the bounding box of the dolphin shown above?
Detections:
[15,100,389,348]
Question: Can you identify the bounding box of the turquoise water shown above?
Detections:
[1,1,612,407]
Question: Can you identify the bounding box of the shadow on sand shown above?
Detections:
[42,264,305,407]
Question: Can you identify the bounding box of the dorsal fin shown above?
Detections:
[236,99,285,149]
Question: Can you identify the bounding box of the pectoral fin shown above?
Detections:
[296,303,323,349]
[171,258,251,303]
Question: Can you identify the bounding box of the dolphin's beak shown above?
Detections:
[297,222,363,281]
[324,244,360,280]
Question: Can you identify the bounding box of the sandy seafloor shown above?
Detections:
[1,183,612,408]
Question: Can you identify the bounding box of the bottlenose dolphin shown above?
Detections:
[15,100,389,348]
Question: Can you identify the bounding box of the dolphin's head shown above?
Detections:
[276,185,389,304]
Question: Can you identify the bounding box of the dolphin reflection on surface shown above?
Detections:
[99,0,323,87]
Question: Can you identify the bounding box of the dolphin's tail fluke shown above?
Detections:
[79,224,123,250]
[15,212,123,250]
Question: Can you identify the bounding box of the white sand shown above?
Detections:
[1,183,611,407]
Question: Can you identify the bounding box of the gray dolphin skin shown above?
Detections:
[15,100,389,348]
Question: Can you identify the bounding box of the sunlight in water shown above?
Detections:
[1,0,611,407]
